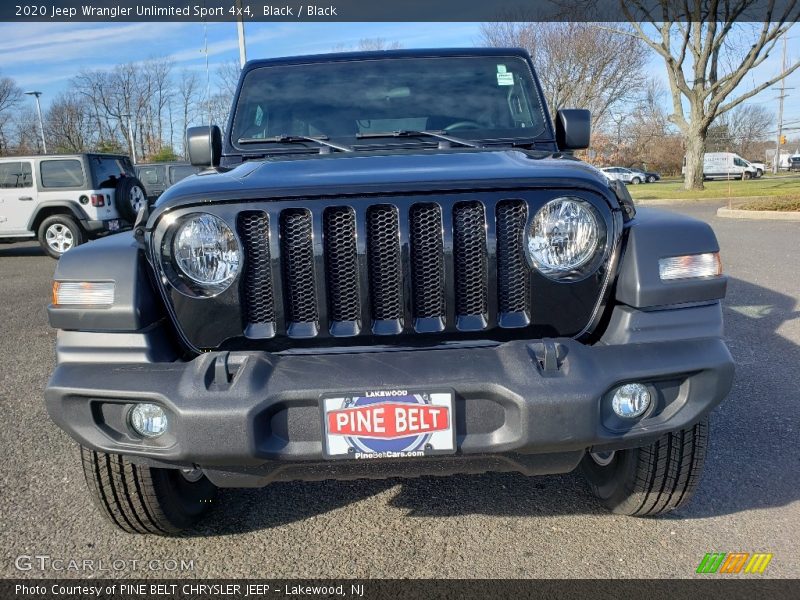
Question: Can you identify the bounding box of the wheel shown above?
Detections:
[115,176,148,222]
[756,169,763,178]
[580,417,708,517]
[81,446,217,534]
[37,214,84,259]
[647,176,656,183]
[631,177,641,184]
[742,171,751,180]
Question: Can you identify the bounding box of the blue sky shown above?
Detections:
[1,21,798,126]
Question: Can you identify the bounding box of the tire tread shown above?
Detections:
[80,446,210,535]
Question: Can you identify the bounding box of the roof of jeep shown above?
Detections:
[242,47,531,70]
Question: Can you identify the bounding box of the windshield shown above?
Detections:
[231,56,548,149]
[90,156,135,189]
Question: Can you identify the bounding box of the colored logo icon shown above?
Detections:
[696,553,773,574]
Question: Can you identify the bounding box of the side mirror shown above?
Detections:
[186,125,222,167]
[555,109,591,150]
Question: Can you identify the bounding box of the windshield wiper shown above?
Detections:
[356,130,483,149]
[237,135,353,153]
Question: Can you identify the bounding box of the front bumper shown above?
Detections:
[45,334,734,486]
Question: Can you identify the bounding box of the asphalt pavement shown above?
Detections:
[1,202,798,579]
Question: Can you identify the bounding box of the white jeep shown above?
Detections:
[0,153,145,258]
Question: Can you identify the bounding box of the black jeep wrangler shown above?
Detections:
[45,49,734,534]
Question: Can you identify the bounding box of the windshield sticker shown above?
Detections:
[497,64,507,73]
[255,105,263,126]
[497,72,514,86]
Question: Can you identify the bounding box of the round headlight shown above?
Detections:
[526,197,605,279]
[170,213,240,294]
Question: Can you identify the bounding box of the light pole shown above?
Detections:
[24,91,47,154]
[236,0,247,68]
[120,113,136,164]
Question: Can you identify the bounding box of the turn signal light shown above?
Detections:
[52,281,115,306]
[658,252,722,281]
[90,194,105,207]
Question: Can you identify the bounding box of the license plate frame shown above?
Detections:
[320,389,456,460]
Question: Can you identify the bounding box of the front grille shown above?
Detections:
[280,209,318,329]
[409,203,445,321]
[238,198,534,340]
[323,207,360,323]
[496,201,530,317]
[238,211,275,337]
[366,205,403,323]
[453,201,489,324]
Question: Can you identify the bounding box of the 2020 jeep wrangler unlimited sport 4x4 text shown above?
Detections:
[45,49,733,534]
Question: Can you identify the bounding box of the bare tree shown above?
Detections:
[216,59,241,98]
[45,93,93,152]
[480,22,648,128]
[145,57,174,156]
[331,38,403,52]
[0,74,22,153]
[10,107,42,155]
[708,104,773,158]
[615,2,800,189]
[177,70,201,156]
[356,38,403,51]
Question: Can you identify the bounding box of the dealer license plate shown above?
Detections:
[321,389,455,459]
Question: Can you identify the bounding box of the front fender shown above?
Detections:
[615,207,727,308]
[48,232,163,332]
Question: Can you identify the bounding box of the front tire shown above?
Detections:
[631,177,641,184]
[647,175,657,183]
[81,446,217,534]
[580,418,708,517]
[38,214,84,259]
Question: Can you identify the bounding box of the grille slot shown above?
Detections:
[453,201,488,328]
[366,205,403,332]
[238,211,275,338]
[409,203,445,328]
[280,208,318,335]
[323,207,361,332]
[496,200,530,326]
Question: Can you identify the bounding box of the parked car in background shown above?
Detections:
[600,167,645,184]
[748,161,766,177]
[684,152,758,180]
[135,162,201,203]
[642,171,660,183]
[0,153,145,258]
[789,156,800,172]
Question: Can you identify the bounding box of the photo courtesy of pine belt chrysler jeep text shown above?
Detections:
[44,49,734,534]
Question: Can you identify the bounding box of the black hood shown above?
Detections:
[153,149,615,210]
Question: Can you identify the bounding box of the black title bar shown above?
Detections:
[3,0,799,22]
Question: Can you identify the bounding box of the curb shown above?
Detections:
[633,195,776,206]
[716,207,800,221]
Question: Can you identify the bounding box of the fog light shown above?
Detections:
[129,403,168,438]
[611,383,651,418]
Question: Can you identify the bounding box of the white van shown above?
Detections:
[699,152,758,180]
